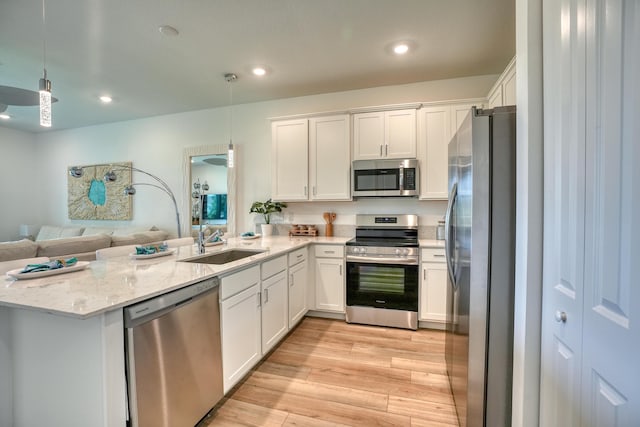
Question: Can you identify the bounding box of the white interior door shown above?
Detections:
[580,1,640,424]
[541,0,640,425]
[540,0,586,425]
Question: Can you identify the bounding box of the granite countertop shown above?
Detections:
[0,236,350,319]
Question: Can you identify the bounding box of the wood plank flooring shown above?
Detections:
[202,317,459,427]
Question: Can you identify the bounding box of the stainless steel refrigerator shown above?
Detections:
[444,106,516,427]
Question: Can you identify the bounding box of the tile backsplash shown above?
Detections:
[260,223,437,239]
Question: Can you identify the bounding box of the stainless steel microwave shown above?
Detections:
[352,159,419,197]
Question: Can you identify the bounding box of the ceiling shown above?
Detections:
[0,0,515,133]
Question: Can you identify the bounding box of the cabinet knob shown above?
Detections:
[555,311,567,323]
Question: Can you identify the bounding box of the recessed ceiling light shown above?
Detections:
[99,95,112,103]
[393,43,410,55]
[158,25,179,37]
[252,67,267,76]
[0,114,10,120]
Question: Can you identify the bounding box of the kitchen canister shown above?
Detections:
[436,220,445,240]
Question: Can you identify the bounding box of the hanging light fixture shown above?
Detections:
[225,73,237,168]
[39,0,52,127]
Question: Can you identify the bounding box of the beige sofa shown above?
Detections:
[0,225,169,262]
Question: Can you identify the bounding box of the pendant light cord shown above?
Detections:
[225,73,237,144]
[229,79,233,144]
[42,0,47,77]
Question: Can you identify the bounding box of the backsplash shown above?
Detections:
[257,223,437,239]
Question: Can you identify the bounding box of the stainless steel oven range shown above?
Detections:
[345,214,419,330]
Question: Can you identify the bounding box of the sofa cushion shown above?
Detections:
[36,234,112,258]
[0,239,39,262]
[81,227,115,236]
[36,225,85,241]
[111,226,156,236]
[110,230,169,247]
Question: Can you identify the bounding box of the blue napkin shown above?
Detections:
[241,231,255,237]
[21,257,78,273]
[135,244,168,255]
[207,235,223,243]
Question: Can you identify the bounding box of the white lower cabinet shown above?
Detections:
[288,248,308,328]
[220,266,261,394]
[314,245,345,312]
[261,256,288,355]
[419,248,447,325]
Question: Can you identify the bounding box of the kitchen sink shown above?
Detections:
[180,249,265,265]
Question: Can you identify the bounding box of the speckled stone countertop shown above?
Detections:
[0,236,350,319]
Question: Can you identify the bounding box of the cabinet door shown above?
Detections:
[315,258,344,312]
[261,271,288,354]
[271,119,309,201]
[289,261,307,328]
[420,262,447,322]
[502,65,516,106]
[385,109,417,158]
[418,106,451,200]
[450,102,481,137]
[309,115,351,200]
[220,284,261,394]
[487,85,504,108]
[353,112,385,160]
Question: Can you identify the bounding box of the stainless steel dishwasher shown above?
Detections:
[124,277,223,427]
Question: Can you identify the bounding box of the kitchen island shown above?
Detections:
[0,235,348,427]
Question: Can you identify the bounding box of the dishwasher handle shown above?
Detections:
[124,277,220,328]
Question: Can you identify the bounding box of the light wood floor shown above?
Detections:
[202,317,459,427]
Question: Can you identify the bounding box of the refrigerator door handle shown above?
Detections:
[444,182,457,288]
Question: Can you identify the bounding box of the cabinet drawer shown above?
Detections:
[314,245,344,258]
[421,248,446,263]
[261,255,287,280]
[288,248,307,266]
[220,265,260,300]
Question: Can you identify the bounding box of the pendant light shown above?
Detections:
[225,73,237,168]
[39,0,52,127]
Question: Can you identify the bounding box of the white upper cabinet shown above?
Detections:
[418,105,451,200]
[486,57,516,108]
[418,101,483,200]
[353,109,417,160]
[450,102,480,137]
[309,115,351,200]
[272,115,351,202]
[502,63,516,106]
[271,119,309,201]
[487,85,504,109]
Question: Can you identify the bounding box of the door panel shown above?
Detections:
[542,0,640,425]
[581,0,640,424]
[541,0,586,424]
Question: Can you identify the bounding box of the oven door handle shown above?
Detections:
[346,255,418,266]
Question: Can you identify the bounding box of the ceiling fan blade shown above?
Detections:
[0,85,59,106]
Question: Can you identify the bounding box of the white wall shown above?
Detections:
[3,74,498,237]
[0,127,40,241]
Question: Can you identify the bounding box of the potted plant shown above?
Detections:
[249,199,287,236]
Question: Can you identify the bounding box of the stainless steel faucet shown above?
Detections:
[198,195,225,254]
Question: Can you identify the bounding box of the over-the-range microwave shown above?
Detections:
[352,158,419,197]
